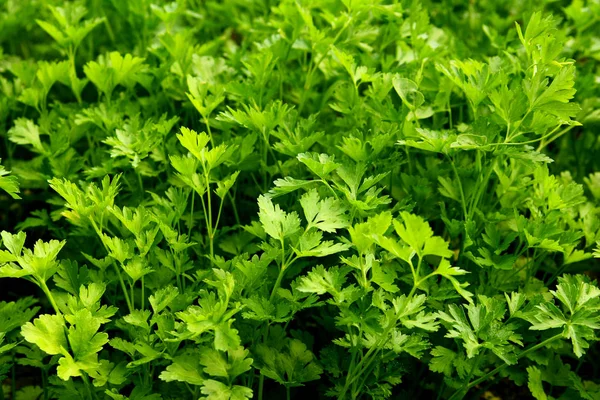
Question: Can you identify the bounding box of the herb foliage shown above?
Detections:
[1,0,600,399]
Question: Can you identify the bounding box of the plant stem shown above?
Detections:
[81,372,95,400]
[339,268,425,400]
[449,158,468,222]
[43,368,48,400]
[188,191,195,239]
[258,375,265,400]
[204,116,214,147]
[39,280,61,315]
[113,263,133,313]
[137,173,144,194]
[228,191,241,226]
[448,334,562,400]
[204,172,215,262]
[11,354,16,400]
[141,276,145,310]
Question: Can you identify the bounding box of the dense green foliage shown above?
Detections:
[1,0,600,399]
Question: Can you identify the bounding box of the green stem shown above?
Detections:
[39,280,61,315]
[467,158,495,221]
[137,173,144,194]
[258,375,265,400]
[11,353,16,400]
[114,263,133,313]
[339,262,425,400]
[228,190,241,226]
[81,372,95,400]
[141,276,145,310]
[188,191,195,239]
[89,218,133,313]
[213,197,226,239]
[537,125,575,152]
[204,116,214,147]
[448,334,563,400]
[449,158,468,222]
[205,172,215,262]
[270,239,288,302]
[259,241,296,400]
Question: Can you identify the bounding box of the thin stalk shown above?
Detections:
[228,190,241,226]
[338,323,395,399]
[345,324,359,391]
[407,257,423,298]
[141,276,145,310]
[270,238,288,302]
[537,125,575,152]
[204,172,215,261]
[339,263,425,400]
[448,334,562,400]
[204,116,214,147]
[353,351,392,398]
[184,383,195,396]
[188,191,195,238]
[89,218,133,313]
[67,46,83,104]
[449,159,468,222]
[114,263,134,313]
[11,354,16,400]
[258,375,265,400]
[213,197,226,239]
[137,173,144,194]
[39,280,61,315]
[0,371,4,400]
[81,372,95,400]
[43,368,48,400]
[467,158,495,221]
[259,242,296,400]
[297,20,350,115]
[262,132,269,192]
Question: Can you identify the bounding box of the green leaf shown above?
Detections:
[8,119,46,154]
[297,153,340,179]
[159,354,204,385]
[201,380,253,400]
[295,231,350,258]
[0,160,21,199]
[149,286,179,314]
[257,195,301,241]
[256,339,322,387]
[53,260,90,296]
[199,346,253,381]
[177,127,211,162]
[527,366,547,400]
[21,314,68,356]
[300,189,349,233]
[215,171,240,199]
[349,211,392,253]
[65,308,109,362]
[214,321,241,352]
[270,177,318,197]
[297,265,347,298]
[1,231,26,258]
[525,275,600,357]
[434,260,473,304]
[430,346,456,376]
[394,212,453,259]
